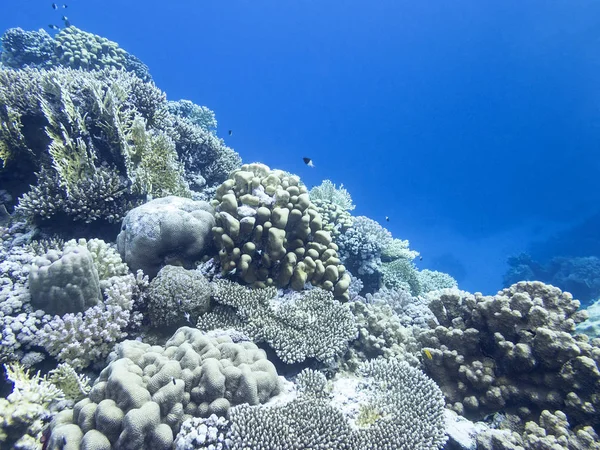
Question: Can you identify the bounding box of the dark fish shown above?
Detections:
[228,130,233,136]
[62,4,68,7]
[419,256,423,261]
[171,377,176,385]
[48,24,60,30]
[52,3,58,9]
[303,157,314,168]
[62,16,71,27]
[385,216,389,222]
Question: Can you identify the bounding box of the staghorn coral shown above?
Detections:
[197,280,357,364]
[211,163,351,300]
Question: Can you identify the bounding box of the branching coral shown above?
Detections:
[309,179,356,211]
[228,358,447,450]
[0,362,66,449]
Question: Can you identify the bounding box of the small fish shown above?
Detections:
[52,3,58,9]
[385,216,390,222]
[228,130,233,136]
[227,267,237,275]
[303,157,314,167]
[62,16,71,27]
[171,377,176,385]
[256,249,263,256]
[63,437,67,446]
[184,311,191,323]
[423,348,433,360]
[419,256,423,261]
[48,24,60,30]
[62,4,68,7]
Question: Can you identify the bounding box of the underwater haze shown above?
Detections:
[2,0,600,296]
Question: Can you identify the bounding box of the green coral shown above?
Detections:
[0,67,190,223]
[47,363,91,402]
[0,363,66,449]
[211,163,350,300]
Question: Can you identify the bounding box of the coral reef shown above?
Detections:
[309,179,356,211]
[29,245,102,315]
[505,253,600,307]
[577,298,600,338]
[0,363,67,449]
[174,414,231,450]
[210,163,351,300]
[345,300,421,370]
[48,327,282,449]
[0,66,187,225]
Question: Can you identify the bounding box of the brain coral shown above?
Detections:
[210,162,351,301]
[47,327,282,449]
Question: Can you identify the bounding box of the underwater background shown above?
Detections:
[4,0,600,299]
[2,1,600,450]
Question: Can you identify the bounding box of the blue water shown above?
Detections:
[3,0,600,296]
